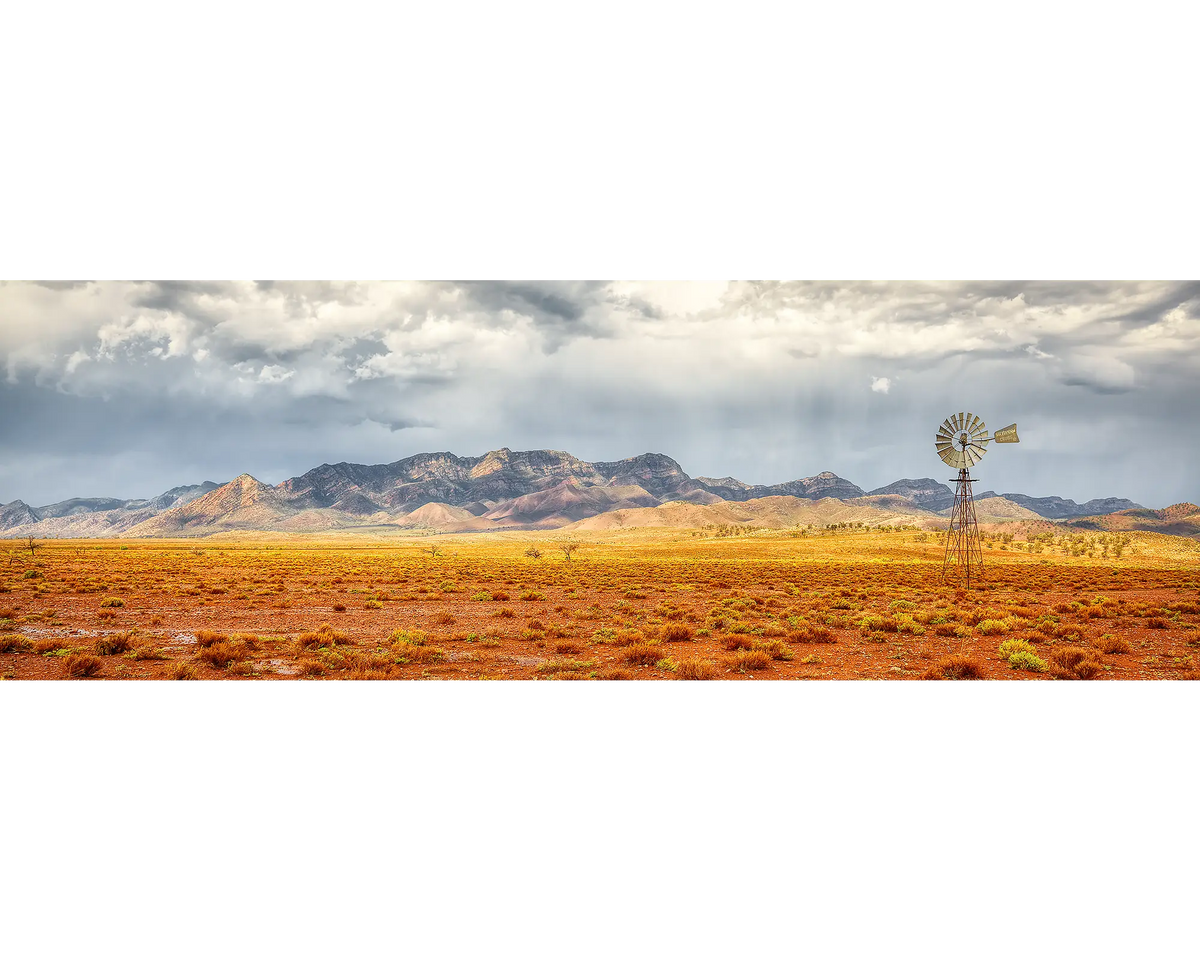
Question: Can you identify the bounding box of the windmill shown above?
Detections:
[935,413,1020,587]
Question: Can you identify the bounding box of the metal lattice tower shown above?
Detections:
[935,413,1020,587]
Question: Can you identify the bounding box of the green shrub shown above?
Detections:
[1007,650,1047,673]
[997,638,1036,660]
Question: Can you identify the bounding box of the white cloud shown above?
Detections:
[257,364,294,385]
[871,376,891,394]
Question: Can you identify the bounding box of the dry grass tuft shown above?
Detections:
[195,639,252,669]
[731,649,772,671]
[95,631,135,656]
[63,653,103,678]
[0,634,30,654]
[1093,634,1132,655]
[397,644,447,664]
[596,667,635,680]
[168,662,197,680]
[131,644,167,661]
[750,639,794,661]
[661,622,693,643]
[347,667,393,680]
[675,658,718,680]
[297,624,348,650]
[923,655,983,680]
[789,623,836,643]
[1049,646,1104,680]
[194,629,229,648]
[545,671,588,680]
[623,643,663,666]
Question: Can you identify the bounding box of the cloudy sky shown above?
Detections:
[1,280,1198,508]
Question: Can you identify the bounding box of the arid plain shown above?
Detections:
[3,525,1198,681]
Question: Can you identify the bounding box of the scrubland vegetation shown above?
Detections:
[0,525,1197,680]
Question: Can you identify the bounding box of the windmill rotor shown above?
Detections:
[935,413,991,470]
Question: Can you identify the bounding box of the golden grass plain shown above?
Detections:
[2,526,1198,680]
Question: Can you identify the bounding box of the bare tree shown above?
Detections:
[422,544,443,558]
[524,545,542,559]
[25,535,39,558]
[555,537,582,562]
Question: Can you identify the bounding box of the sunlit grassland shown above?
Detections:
[1,525,1197,680]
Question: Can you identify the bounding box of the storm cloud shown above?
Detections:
[1,280,1198,508]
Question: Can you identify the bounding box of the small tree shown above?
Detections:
[524,545,542,559]
[556,538,582,562]
[423,544,443,558]
[26,535,39,558]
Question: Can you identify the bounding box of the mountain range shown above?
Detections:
[1,447,1184,539]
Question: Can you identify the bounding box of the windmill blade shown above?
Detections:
[957,412,965,431]
[967,413,980,434]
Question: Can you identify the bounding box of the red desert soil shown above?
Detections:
[1,528,1198,680]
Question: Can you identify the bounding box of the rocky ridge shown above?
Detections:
[0,448,1156,538]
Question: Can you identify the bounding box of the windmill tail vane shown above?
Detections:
[935,413,1020,587]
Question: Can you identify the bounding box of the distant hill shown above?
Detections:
[126,475,296,535]
[0,447,1172,538]
[999,493,1142,519]
[0,482,221,538]
[868,478,955,512]
[565,495,935,532]
[962,496,1045,523]
[1061,503,1200,538]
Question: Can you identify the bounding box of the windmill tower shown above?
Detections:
[935,413,1020,587]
